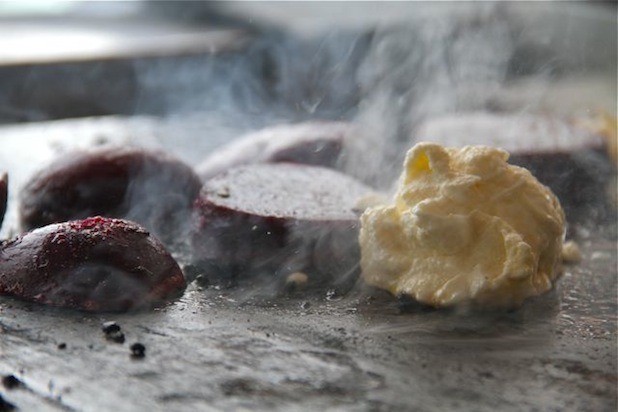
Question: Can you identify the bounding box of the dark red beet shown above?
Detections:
[0,216,186,312]
[0,173,6,231]
[416,113,614,220]
[196,122,349,181]
[191,163,372,286]
[19,147,202,244]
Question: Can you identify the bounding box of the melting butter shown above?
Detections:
[359,143,566,308]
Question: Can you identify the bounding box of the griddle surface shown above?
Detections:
[0,117,616,411]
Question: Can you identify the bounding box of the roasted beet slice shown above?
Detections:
[196,122,349,181]
[416,113,614,220]
[19,147,202,244]
[0,173,7,231]
[0,216,186,312]
[191,164,372,286]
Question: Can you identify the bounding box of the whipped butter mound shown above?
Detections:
[359,143,566,308]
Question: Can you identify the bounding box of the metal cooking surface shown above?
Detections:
[0,116,616,411]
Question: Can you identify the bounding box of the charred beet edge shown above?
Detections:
[0,216,186,312]
[196,122,349,182]
[19,147,202,246]
[191,163,372,288]
[0,173,6,231]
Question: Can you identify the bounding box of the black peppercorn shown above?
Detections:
[102,322,125,343]
[101,321,121,334]
[130,343,146,358]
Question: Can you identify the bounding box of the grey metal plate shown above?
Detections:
[0,116,616,411]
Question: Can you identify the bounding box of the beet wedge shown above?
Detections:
[19,147,202,245]
[0,216,186,312]
[196,122,349,182]
[415,113,614,220]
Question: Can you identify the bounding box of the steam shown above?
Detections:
[122,153,200,252]
[345,4,516,188]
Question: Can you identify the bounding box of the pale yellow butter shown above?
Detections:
[359,143,566,308]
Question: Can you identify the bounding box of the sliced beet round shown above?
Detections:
[0,216,186,312]
[196,122,349,182]
[0,173,7,231]
[191,163,372,286]
[19,147,202,245]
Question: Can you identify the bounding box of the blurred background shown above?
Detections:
[0,1,615,216]
[0,1,615,123]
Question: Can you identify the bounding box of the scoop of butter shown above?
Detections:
[359,143,566,308]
